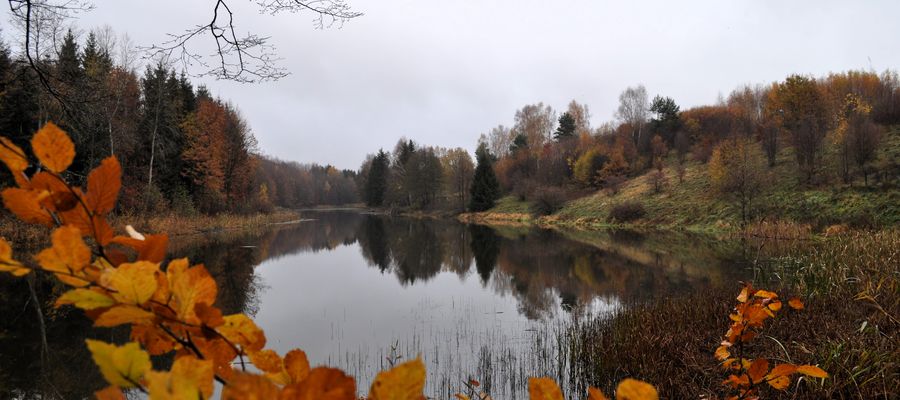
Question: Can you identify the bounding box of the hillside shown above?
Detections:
[463,127,900,234]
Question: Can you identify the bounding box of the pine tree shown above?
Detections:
[364,150,389,206]
[469,143,500,212]
[554,112,576,140]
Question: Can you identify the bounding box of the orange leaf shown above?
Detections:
[280,367,356,400]
[0,238,30,277]
[753,290,778,299]
[615,378,658,400]
[736,286,751,303]
[768,363,798,378]
[796,365,828,378]
[102,261,159,305]
[113,233,169,263]
[249,349,283,374]
[766,375,791,390]
[35,225,92,286]
[2,188,54,226]
[172,356,215,399]
[31,172,79,212]
[94,304,156,327]
[587,386,610,400]
[788,298,804,310]
[284,349,311,384]
[131,325,177,355]
[86,157,121,215]
[369,358,426,400]
[747,359,769,383]
[31,122,75,173]
[94,386,125,400]
[0,136,28,173]
[527,377,563,400]
[221,372,280,400]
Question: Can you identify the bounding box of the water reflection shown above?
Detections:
[0,210,751,398]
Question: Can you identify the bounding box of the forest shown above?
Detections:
[360,69,900,227]
[0,27,358,220]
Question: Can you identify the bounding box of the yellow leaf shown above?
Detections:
[615,378,658,400]
[369,358,426,400]
[94,304,156,327]
[94,386,125,400]
[31,122,75,173]
[0,136,28,173]
[736,286,750,303]
[753,290,778,299]
[588,387,610,400]
[103,261,159,305]
[218,314,267,352]
[166,259,218,324]
[144,356,214,399]
[55,288,116,310]
[280,367,356,400]
[221,372,280,400]
[0,237,29,277]
[35,225,91,286]
[86,156,121,215]
[85,340,151,388]
[715,345,730,361]
[796,365,828,378]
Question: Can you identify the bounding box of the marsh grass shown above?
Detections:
[569,230,899,399]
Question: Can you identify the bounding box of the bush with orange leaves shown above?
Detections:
[0,122,825,400]
[715,285,828,399]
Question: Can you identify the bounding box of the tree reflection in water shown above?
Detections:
[0,210,751,398]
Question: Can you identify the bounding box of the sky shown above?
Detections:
[8,0,900,169]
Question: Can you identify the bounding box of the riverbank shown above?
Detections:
[568,229,898,399]
[0,208,304,249]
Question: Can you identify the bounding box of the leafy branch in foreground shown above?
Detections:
[716,285,828,399]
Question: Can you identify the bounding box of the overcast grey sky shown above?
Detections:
[14,0,900,169]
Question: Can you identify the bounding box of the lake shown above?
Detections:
[0,210,756,399]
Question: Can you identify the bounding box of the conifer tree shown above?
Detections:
[469,143,500,212]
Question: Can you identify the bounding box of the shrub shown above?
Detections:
[608,201,646,223]
[530,187,567,216]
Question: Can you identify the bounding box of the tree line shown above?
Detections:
[0,27,357,215]
[360,69,899,219]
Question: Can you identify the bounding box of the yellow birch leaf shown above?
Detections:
[615,378,658,400]
[369,358,426,400]
[55,288,116,310]
[218,314,267,352]
[103,261,159,305]
[31,122,75,173]
[85,340,151,388]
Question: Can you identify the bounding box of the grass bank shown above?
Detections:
[567,230,899,399]
[0,208,303,250]
[463,128,900,235]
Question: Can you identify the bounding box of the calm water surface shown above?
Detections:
[0,210,755,399]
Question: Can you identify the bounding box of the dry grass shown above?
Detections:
[570,230,899,399]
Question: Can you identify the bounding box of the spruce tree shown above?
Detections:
[554,112,576,140]
[468,143,500,212]
[364,150,389,206]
